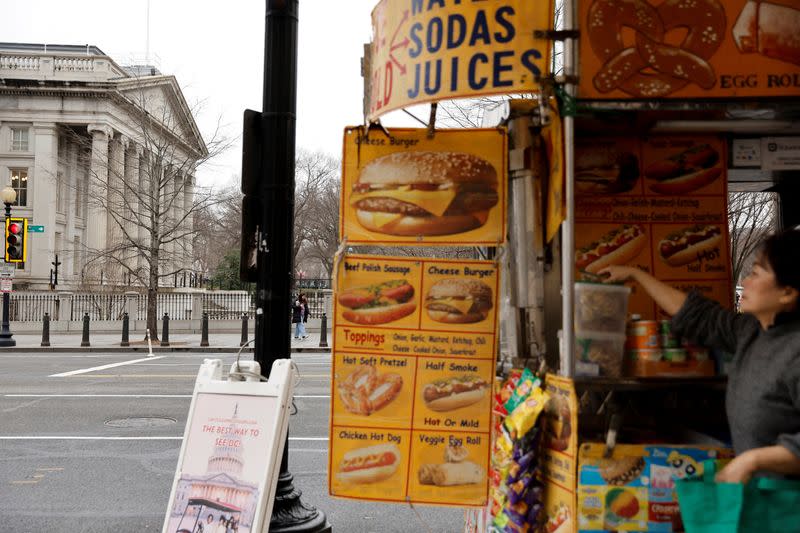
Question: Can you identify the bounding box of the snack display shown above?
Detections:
[335,443,401,485]
[574,282,631,334]
[624,317,716,377]
[337,366,403,416]
[425,278,493,324]
[576,225,646,274]
[422,375,489,412]
[350,151,499,236]
[658,225,723,267]
[337,279,416,325]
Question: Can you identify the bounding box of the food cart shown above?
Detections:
[483,0,800,530]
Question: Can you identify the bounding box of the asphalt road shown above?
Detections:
[0,351,464,532]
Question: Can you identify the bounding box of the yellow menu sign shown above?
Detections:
[328,254,499,507]
[340,126,508,246]
[573,135,733,318]
[367,0,554,122]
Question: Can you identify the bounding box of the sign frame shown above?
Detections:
[162,360,296,533]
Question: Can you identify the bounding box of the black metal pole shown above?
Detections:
[256,2,329,531]
[240,313,248,347]
[161,313,170,347]
[80,313,90,347]
[0,202,15,347]
[200,312,209,347]
[318,312,328,348]
[121,312,130,347]
[41,312,50,347]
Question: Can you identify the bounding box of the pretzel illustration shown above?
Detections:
[337,366,403,415]
[587,0,726,97]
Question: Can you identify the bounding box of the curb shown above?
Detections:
[0,347,331,354]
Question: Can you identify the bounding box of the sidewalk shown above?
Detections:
[0,330,332,353]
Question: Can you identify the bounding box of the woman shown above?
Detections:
[291,294,304,339]
[300,294,310,339]
[600,229,800,483]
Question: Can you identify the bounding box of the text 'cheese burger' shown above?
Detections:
[350,151,499,236]
[425,278,493,324]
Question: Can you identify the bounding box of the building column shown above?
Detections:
[108,134,126,282]
[86,123,112,257]
[135,147,147,279]
[175,173,186,272]
[184,174,195,275]
[123,140,137,272]
[31,123,59,284]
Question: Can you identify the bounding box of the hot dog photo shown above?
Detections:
[337,279,417,325]
[576,225,647,274]
[335,442,402,485]
[423,375,489,412]
[644,143,723,195]
[658,225,723,267]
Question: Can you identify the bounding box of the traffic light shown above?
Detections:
[5,217,27,263]
[240,109,263,283]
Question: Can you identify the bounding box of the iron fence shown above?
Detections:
[7,289,332,321]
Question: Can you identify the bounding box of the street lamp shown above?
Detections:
[0,186,16,347]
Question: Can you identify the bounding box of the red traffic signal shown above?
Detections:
[5,217,26,263]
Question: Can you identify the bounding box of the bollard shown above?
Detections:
[200,312,209,347]
[41,312,50,347]
[161,313,170,347]
[120,312,130,347]
[240,313,248,347]
[318,312,328,348]
[80,313,90,347]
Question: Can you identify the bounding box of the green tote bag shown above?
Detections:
[676,460,800,533]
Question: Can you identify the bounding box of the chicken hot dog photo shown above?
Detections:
[337,279,417,325]
[645,143,722,195]
[423,375,489,412]
[658,225,723,267]
[576,225,647,274]
[335,443,401,485]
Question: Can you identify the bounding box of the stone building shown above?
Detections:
[0,42,207,290]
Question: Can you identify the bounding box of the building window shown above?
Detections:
[10,127,29,151]
[9,169,28,207]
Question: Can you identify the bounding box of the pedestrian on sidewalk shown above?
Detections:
[292,293,306,339]
[300,293,310,339]
[601,228,800,483]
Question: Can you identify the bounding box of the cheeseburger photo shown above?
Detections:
[350,151,499,236]
[337,279,416,325]
[425,278,493,324]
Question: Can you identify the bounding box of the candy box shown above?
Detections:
[577,443,733,532]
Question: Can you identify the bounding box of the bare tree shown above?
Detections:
[193,179,240,277]
[728,191,777,285]
[293,150,340,271]
[63,83,231,339]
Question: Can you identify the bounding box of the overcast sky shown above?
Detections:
[3,0,420,188]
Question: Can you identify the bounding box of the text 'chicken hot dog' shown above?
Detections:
[337,279,416,325]
[335,443,401,485]
[659,225,722,267]
[576,225,647,274]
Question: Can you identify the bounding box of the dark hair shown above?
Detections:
[760,229,800,292]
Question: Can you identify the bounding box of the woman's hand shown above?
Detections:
[596,265,639,284]
[715,451,759,484]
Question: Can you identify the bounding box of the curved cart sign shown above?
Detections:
[366,0,554,121]
[579,0,800,99]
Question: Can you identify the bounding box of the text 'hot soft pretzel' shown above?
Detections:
[587,0,726,97]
